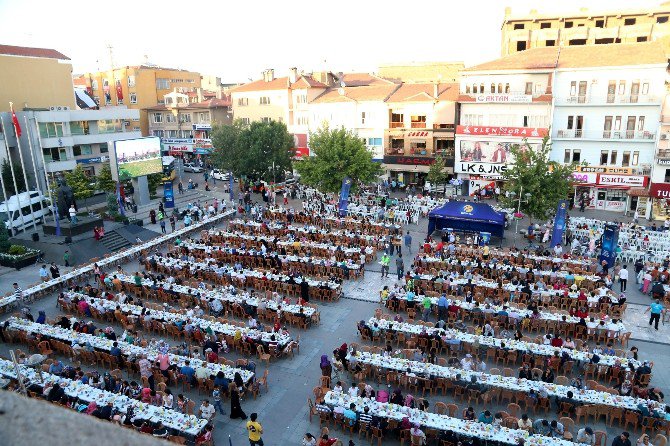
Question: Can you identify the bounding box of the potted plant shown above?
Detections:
[0,244,40,270]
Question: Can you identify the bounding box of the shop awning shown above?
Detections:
[627,187,650,197]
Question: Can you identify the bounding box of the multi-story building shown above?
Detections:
[501,4,670,56]
[75,65,202,136]
[651,90,670,219]
[0,44,139,196]
[309,73,399,162]
[0,44,76,112]
[146,91,232,159]
[456,54,552,195]
[231,68,329,157]
[383,82,459,185]
[550,42,665,215]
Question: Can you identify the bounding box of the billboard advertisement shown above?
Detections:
[111,136,162,181]
[456,139,540,174]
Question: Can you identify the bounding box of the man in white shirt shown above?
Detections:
[348,383,359,398]
[199,400,216,420]
[460,354,474,371]
[618,265,629,292]
[553,244,563,257]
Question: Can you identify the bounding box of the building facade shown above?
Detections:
[501,4,670,56]
[651,92,670,219]
[146,92,232,159]
[75,65,202,136]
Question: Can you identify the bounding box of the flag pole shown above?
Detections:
[14,112,34,230]
[24,116,47,225]
[7,102,27,231]
[33,117,56,223]
[0,117,15,230]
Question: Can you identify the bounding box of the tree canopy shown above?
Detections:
[294,126,382,193]
[426,155,449,188]
[65,165,94,210]
[500,136,575,222]
[211,120,294,182]
[95,165,116,192]
[1,159,26,198]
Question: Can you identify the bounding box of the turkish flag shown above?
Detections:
[116,84,124,100]
[11,106,21,137]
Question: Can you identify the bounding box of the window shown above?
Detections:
[638,116,645,131]
[368,138,382,146]
[409,140,428,155]
[259,96,271,105]
[70,121,89,135]
[614,116,622,130]
[152,130,164,137]
[595,19,604,28]
[361,112,366,125]
[178,113,191,123]
[595,38,615,44]
[465,85,471,94]
[38,122,64,138]
[658,16,669,24]
[296,94,307,104]
[261,117,272,123]
[97,120,121,133]
[129,93,137,104]
[642,82,649,95]
[523,116,528,127]
[127,76,135,87]
[610,150,618,165]
[390,112,403,127]
[505,83,510,93]
[180,130,191,138]
[241,118,250,125]
[513,23,524,30]
[410,115,426,128]
[237,97,248,106]
[564,21,573,28]
[525,82,533,95]
[156,78,170,89]
[569,39,587,45]
[570,81,577,96]
[390,138,404,154]
[100,143,108,153]
[624,18,636,26]
[91,80,98,90]
[296,116,308,126]
[472,84,478,94]
[72,145,92,157]
[637,36,648,42]
[117,99,123,105]
[462,114,484,126]
[622,151,631,166]
[516,41,527,51]
[546,40,555,46]
[564,150,571,164]
[632,151,639,166]
[153,113,163,123]
[540,22,551,29]
[600,150,609,165]
[571,149,581,162]
[497,83,503,93]
[199,112,210,122]
[490,83,496,93]
[166,130,178,138]
[479,83,484,93]
[567,116,574,129]
[165,113,175,123]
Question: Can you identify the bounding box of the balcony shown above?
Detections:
[389,122,404,128]
[556,129,583,138]
[602,130,655,140]
[558,94,660,105]
[657,149,670,160]
[410,121,427,129]
[433,123,455,131]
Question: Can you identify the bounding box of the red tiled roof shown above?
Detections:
[291,76,328,89]
[312,84,400,104]
[341,72,396,87]
[0,44,70,60]
[465,42,667,72]
[387,83,459,102]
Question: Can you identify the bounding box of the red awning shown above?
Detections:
[294,147,309,158]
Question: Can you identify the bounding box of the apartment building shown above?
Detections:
[651,92,670,219]
[75,65,201,136]
[146,91,232,159]
[501,4,670,56]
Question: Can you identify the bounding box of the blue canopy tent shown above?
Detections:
[427,201,505,238]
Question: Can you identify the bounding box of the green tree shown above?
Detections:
[295,125,382,193]
[500,136,575,222]
[105,192,119,218]
[147,173,163,198]
[95,165,116,192]
[211,120,293,183]
[0,223,10,253]
[0,159,27,198]
[426,155,449,191]
[64,165,94,211]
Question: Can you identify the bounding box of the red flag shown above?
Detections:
[10,104,21,137]
[116,81,123,100]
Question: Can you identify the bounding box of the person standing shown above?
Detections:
[178,181,184,195]
[395,254,404,280]
[619,265,629,292]
[50,262,60,279]
[246,412,264,446]
[634,259,644,284]
[380,253,390,278]
[63,250,71,267]
[229,383,247,419]
[69,205,77,224]
[39,264,49,282]
[160,219,166,234]
[169,215,176,232]
[404,231,412,253]
[149,209,156,225]
[645,299,664,330]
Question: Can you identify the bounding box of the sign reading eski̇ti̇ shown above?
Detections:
[110,137,162,181]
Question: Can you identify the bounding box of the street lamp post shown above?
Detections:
[510,187,532,242]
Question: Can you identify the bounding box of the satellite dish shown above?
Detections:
[337,87,345,95]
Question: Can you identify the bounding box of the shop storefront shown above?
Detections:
[383,155,434,187]
[571,167,648,213]
[455,125,548,195]
[162,138,213,160]
[650,182,670,220]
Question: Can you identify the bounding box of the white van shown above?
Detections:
[0,191,51,235]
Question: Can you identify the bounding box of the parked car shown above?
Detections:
[211,169,229,181]
[183,163,203,173]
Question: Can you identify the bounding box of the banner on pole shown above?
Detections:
[338,177,352,217]
[229,171,234,202]
[164,181,174,208]
[550,200,568,248]
[599,223,619,269]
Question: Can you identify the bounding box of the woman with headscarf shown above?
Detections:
[319,355,332,378]
[234,371,246,395]
[85,401,98,415]
[390,388,404,405]
[337,343,348,371]
[229,383,247,420]
[394,416,412,438]
[404,394,415,408]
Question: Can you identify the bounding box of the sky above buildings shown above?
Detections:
[0,0,663,83]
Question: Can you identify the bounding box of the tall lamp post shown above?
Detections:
[509,187,531,241]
